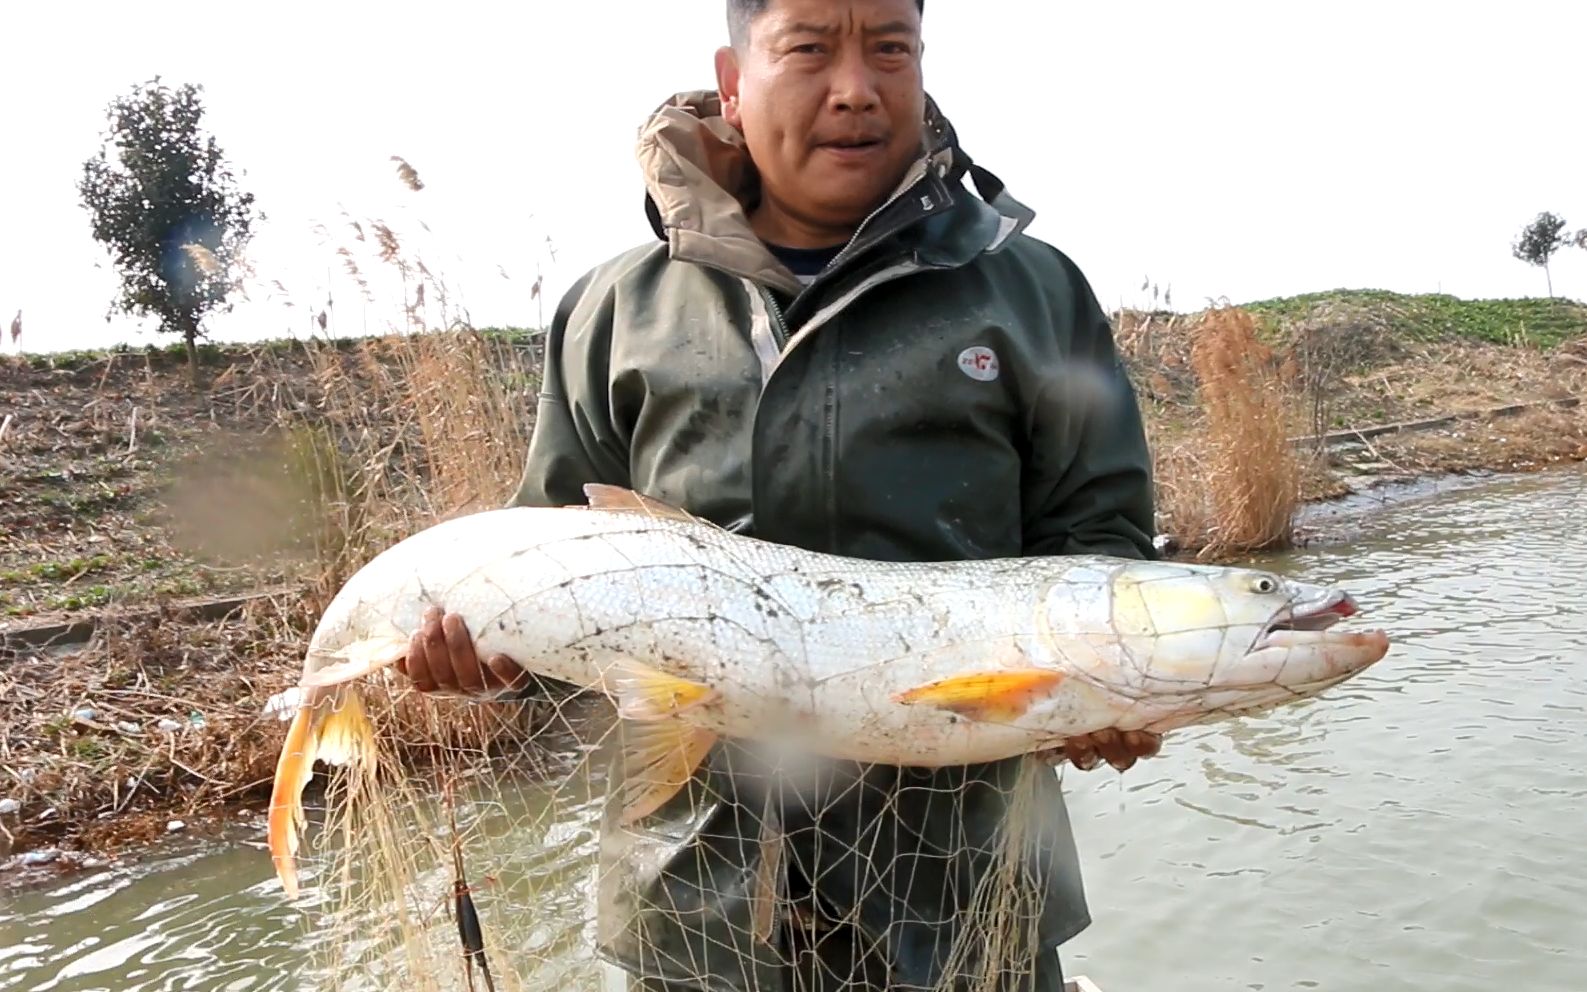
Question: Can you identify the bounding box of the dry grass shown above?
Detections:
[1147,307,1305,559]
[1365,406,1587,475]
[249,328,540,598]
[1121,295,1587,559]
[0,593,313,858]
[183,224,550,761]
[150,187,545,600]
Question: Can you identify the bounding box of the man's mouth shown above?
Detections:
[817,135,887,155]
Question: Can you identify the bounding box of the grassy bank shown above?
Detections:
[2,289,1585,867]
[1117,290,1587,552]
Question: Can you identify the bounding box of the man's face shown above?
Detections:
[716,0,926,245]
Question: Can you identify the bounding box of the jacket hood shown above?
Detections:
[634,89,1033,291]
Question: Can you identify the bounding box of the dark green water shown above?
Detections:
[3,466,1583,991]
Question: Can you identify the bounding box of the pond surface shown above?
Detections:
[1061,464,1587,991]
[3,466,1583,992]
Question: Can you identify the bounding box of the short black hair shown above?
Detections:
[727,0,924,49]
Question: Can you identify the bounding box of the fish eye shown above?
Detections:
[1250,574,1280,595]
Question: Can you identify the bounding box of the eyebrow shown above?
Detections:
[777,19,918,38]
[778,21,838,37]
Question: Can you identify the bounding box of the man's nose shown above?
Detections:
[827,49,881,113]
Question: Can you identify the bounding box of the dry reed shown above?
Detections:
[391,155,426,192]
[1154,306,1304,558]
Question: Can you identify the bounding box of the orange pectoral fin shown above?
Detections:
[893,669,1065,722]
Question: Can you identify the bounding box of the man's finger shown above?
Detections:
[485,654,528,693]
[1065,737,1100,771]
[423,610,458,691]
[1122,730,1162,759]
[1081,730,1114,767]
[443,613,485,694]
[1088,728,1121,751]
[405,624,436,693]
[1089,728,1138,771]
[1104,750,1138,772]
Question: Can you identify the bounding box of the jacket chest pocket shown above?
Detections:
[611,307,766,522]
[830,318,1028,560]
[838,317,1021,450]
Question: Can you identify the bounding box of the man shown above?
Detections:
[399,1,1162,989]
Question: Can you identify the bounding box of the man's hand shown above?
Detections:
[1039,729,1162,772]
[395,606,529,695]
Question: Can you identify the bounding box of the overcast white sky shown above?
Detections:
[3,1,1585,354]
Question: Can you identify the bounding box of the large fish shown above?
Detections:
[266,485,1389,897]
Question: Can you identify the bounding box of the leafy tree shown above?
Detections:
[78,77,257,384]
[1510,211,1568,297]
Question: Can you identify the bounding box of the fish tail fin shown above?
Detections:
[267,686,377,898]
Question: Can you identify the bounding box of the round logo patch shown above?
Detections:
[957,346,1000,382]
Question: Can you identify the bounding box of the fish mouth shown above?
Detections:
[1253,591,1373,650]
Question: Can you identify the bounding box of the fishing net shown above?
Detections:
[281,669,1076,992]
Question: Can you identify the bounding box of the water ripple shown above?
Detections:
[1063,465,1587,992]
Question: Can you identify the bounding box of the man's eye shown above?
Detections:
[790,43,824,54]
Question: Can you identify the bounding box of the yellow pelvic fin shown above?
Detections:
[616,718,718,825]
[892,668,1066,722]
[601,658,719,824]
[582,484,716,527]
[298,633,411,689]
[605,657,719,721]
[266,687,376,899]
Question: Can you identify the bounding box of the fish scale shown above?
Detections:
[265,484,1390,898]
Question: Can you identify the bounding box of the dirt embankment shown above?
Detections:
[2,292,1585,869]
[1117,291,1587,552]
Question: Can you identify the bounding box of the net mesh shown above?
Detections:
[284,671,1071,992]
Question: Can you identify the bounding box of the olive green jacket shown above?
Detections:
[509,90,1157,992]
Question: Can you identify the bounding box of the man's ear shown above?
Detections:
[715,46,743,128]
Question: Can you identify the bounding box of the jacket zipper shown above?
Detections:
[748,157,936,553]
[759,284,789,350]
[798,159,933,309]
[823,329,840,552]
[829,158,931,271]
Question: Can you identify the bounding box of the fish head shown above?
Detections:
[1045,560,1390,732]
